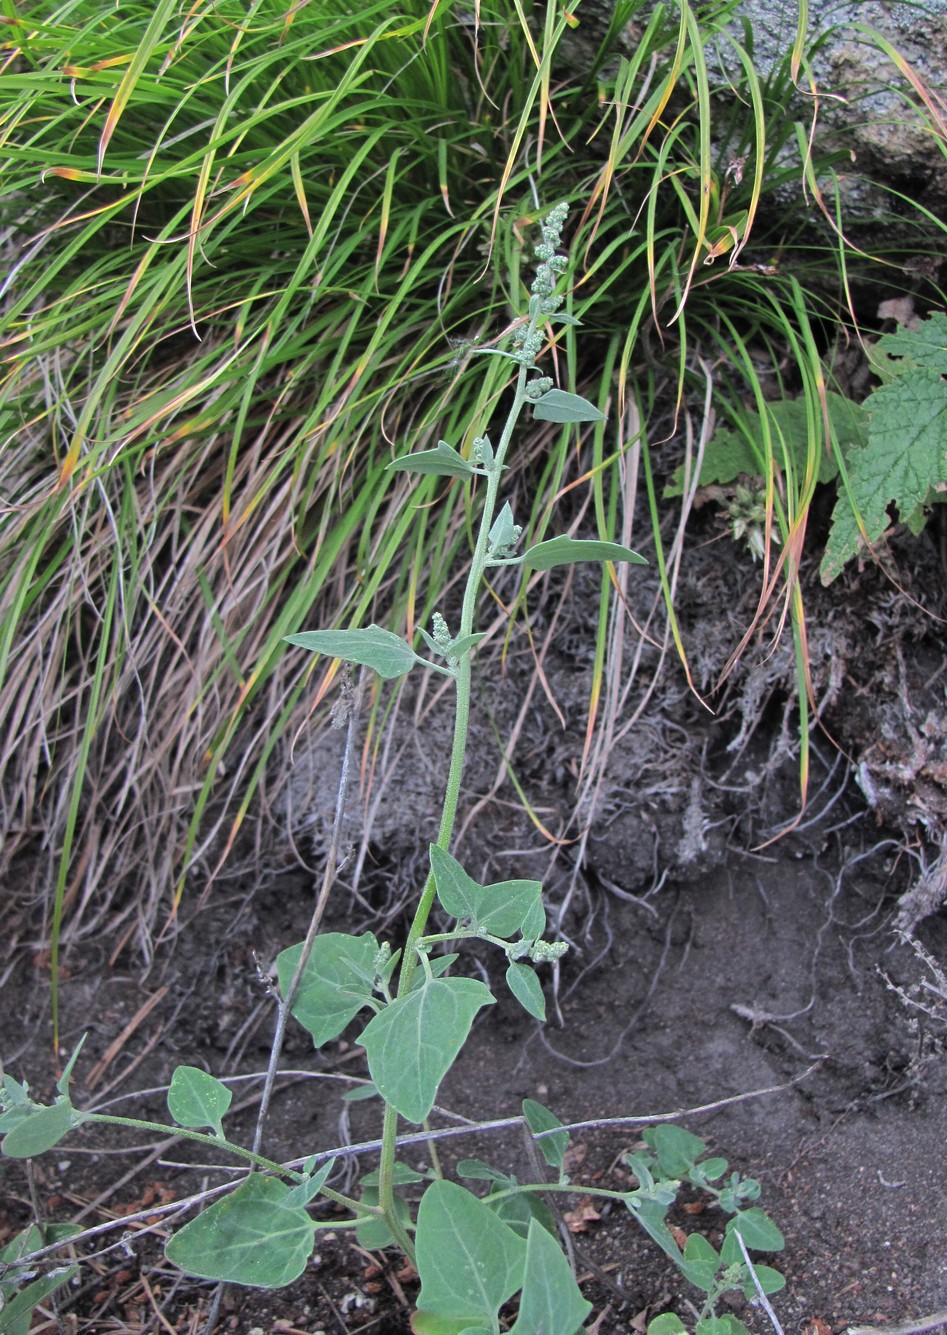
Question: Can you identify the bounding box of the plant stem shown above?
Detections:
[376,355,532,1239]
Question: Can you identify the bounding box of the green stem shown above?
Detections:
[83,1113,363,1213]
[376,355,533,1240]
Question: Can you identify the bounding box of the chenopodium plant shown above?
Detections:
[0,206,785,1334]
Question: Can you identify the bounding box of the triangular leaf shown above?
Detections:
[643,1125,706,1177]
[430,846,543,939]
[277,932,380,1048]
[1,1101,84,1159]
[509,1218,592,1335]
[387,440,476,478]
[361,977,495,1122]
[521,536,646,571]
[166,1176,316,1288]
[167,1066,232,1137]
[415,1181,526,1323]
[724,1208,784,1253]
[284,625,420,679]
[531,389,605,423]
[506,962,546,1020]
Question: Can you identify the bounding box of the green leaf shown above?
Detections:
[821,365,947,583]
[167,1066,232,1137]
[549,312,582,326]
[520,536,647,570]
[488,502,517,552]
[680,1232,720,1292]
[1,1101,83,1159]
[342,1083,380,1102]
[277,932,380,1048]
[509,1218,592,1334]
[741,1264,785,1298]
[284,625,421,679]
[698,1320,749,1335]
[444,632,486,664]
[360,977,495,1122]
[457,1160,516,1186]
[166,1176,315,1288]
[644,1125,706,1177]
[522,1099,567,1169]
[355,1190,412,1250]
[282,1159,335,1209]
[430,846,543,939]
[56,1034,87,1097]
[412,1316,487,1335]
[0,1225,80,1335]
[488,1190,558,1241]
[875,311,947,370]
[723,1208,785,1253]
[664,392,863,498]
[387,440,476,478]
[415,1181,526,1324]
[625,1194,681,1263]
[648,1316,689,1335]
[506,962,546,1020]
[531,389,605,423]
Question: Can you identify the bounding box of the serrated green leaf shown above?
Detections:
[167,1066,232,1137]
[522,1099,567,1169]
[165,1176,316,1288]
[386,440,476,478]
[361,977,495,1122]
[1,1101,83,1159]
[509,1218,592,1335]
[724,1208,785,1253]
[284,625,420,679]
[665,391,864,498]
[429,846,543,939]
[521,536,646,570]
[277,932,380,1048]
[415,1181,526,1323]
[531,389,605,423]
[505,962,546,1020]
[821,369,947,583]
[875,311,947,370]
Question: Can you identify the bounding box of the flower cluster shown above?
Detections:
[512,202,569,367]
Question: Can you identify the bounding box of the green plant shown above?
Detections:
[0,206,787,1334]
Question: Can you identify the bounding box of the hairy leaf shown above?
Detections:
[821,363,947,583]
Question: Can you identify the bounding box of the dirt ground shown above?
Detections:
[3,515,947,1334]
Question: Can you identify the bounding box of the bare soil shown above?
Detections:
[3,520,946,1335]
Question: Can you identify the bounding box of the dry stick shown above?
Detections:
[8,1061,822,1280]
[251,668,363,1156]
[848,1319,947,1335]
[734,1228,785,1335]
